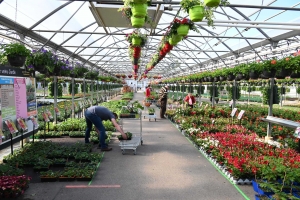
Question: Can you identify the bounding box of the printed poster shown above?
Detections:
[14,78,27,118]
[26,77,37,117]
[1,84,16,122]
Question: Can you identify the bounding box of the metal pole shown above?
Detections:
[212,81,215,107]
[71,77,75,118]
[266,78,274,140]
[232,80,237,109]
[43,79,46,98]
[199,83,202,106]
[53,76,57,124]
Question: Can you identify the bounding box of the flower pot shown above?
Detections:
[7,54,26,67]
[219,76,225,81]
[188,5,205,22]
[172,35,183,43]
[262,69,276,78]
[291,72,300,78]
[227,74,235,81]
[131,3,147,18]
[131,16,145,28]
[204,0,221,7]
[277,68,292,77]
[132,37,142,46]
[168,38,179,46]
[213,77,219,82]
[249,71,259,79]
[132,0,147,3]
[236,73,244,81]
[177,25,189,36]
[207,77,213,82]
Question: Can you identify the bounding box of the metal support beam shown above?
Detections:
[31,30,266,40]
[0,14,109,74]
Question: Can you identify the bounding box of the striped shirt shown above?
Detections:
[159,86,168,100]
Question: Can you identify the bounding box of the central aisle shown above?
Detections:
[20,91,255,200]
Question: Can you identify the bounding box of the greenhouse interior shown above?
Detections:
[0,0,300,199]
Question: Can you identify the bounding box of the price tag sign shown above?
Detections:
[229,100,233,107]
[199,102,203,107]
[54,107,60,116]
[30,116,39,127]
[230,108,238,117]
[294,127,300,139]
[237,110,245,120]
[204,104,208,109]
[5,120,18,134]
[17,118,28,131]
[42,112,50,122]
[46,110,53,120]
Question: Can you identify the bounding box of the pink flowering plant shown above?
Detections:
[0,175,31,198]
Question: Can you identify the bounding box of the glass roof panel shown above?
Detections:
[0,0,299,77]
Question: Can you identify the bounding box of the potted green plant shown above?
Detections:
[125,31,147,47]
[118,1,151,28]
[248,62,263,79]
[169,18,199,37]
[1,43,31,67]
[261,59,277,78]
[180,0,205,22]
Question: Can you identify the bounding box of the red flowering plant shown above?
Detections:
[0,175,31,198]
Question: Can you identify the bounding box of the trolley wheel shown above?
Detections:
[122,150,125,155]
[133,150,136,155]
[141,140,143,145]
[155,118,156,121]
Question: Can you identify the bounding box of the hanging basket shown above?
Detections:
[131,16,145,28]
[188,5,205,22]
[219,76,225,81]
[171,34,183,43]
[262,69,276,78]
[291,72,300,78]
[204,0,221,7]
[131,3,147,18]
[169,35,182,46]
[213,77,219,82]
[277,68,292,78]
[132,0,147,3]
[227,74,235,81]
[177,25,189,36]
[7,55,26,67]
[249,71,259,79]
[132,37,142,46]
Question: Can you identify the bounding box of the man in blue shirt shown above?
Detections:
[85,106,127,151]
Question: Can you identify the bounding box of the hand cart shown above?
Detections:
[143,105,157,121]
[119,110,143,155]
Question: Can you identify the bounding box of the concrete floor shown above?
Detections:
[1,91,256,200]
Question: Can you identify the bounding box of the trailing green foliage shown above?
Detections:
[68,82,79,95]
[48,81,63,97]
[261,85,280,105]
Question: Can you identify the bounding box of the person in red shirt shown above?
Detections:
[184,93,196,109]
[145,85,151,98]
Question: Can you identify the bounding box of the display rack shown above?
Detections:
[119,110,143,155]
